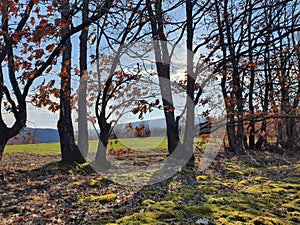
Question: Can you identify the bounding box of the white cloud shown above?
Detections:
[2,107,59,129]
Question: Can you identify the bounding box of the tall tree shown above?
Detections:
[77,0,89,157]
[146,0,181,157]
[94,0,148,167]
[182,0,214,166]
[57,0,85,163]
[146,0,216,167]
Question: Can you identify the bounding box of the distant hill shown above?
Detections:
[7,117,210,144]
[8,127,59,144]
[111,117,210,138]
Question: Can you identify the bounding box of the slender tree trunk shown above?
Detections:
[227,115,236,151]
[183,0,196,167]
[58,117,85,163]
[0,13,27,158]
[0,116,26,157]
[247,1,255,149]
[58,0,85,163]
[0,77,6,157]
[256,21,271,149]
[0,136,8,158]
[78,0,89,157]
[224,0,244,154]
[147,0,181,157]
[286,115,296,149]
[78,77,88,157]
[94,72,114,167]
[157,65,181,156]
[215,0,233,152]
[94,117,111,168]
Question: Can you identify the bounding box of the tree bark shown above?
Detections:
[78,0,89,157]
[94,118,111,168]
[146,0,181,156]
[58,0,85,163]
[0,132,9,158]
[215,0,236,153]
[216,0,244,154]
[247,0,255,150]
[157,64,181,156]
[0,142,5,158]
[0,11,27,158]
[183,0,196,167]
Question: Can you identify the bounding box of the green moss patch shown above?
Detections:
[78,194,117,204]
[88,177,113,187]
[116,212,169,225]
[249,216,286,225]
[94,154,299,225]
[94,216,116,224]
[183,204,218,217]
[196,175,210,182]
[115,200,177,225]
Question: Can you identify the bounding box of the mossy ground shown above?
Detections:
[0,150,299,224]
[94,154,300,225]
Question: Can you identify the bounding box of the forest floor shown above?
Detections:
[0,149,299,225]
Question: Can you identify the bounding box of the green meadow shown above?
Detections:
[4,137,169,155]
[3,136,218,155]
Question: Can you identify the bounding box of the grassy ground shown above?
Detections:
[4,137,169,155]
[5,142,61,155]
[1,141,299,225]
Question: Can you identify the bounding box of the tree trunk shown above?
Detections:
[215,1,236,153]
[78,79,88,157]
[256,23,273,149]
[146,0,181,157]
[0,113,26,156]
[224,0,244,154]
[58,119,85,163]
[286,117,296,149]
[77,0,89,157]
[157,66,181,156]
[246,0,255,150]
[183,108,195,167]
[255,120,267,149]
[183,0,196,168]
[0,13,27,158]
[58,0,85,163]
[0,96,6,157]
[226,117,236,151]
[0,137,8,158]
[94,118,111,168]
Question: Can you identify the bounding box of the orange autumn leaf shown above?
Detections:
[64,59,71,66]
[39,19,48,28]
[166,107,175,113]
[43,210,53,216]
[61,22,69,29]
[34,49,44,59]
[46,44,55,52]
[74,68,80,75]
